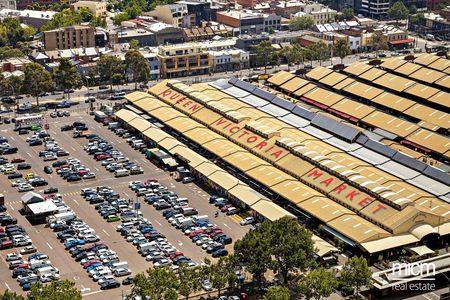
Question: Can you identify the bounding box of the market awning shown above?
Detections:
[389,39,414,45]
[312,234,339,257]
[27,201,59,215]
[228,184,265,207]
[250,200,295,221]
[406,245,435,257]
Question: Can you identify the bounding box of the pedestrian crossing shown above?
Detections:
[61,191,80,197]
[229,214,243,223]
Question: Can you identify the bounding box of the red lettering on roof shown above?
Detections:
[238,130,250,138]
[345,190,360,201]
[271,150,283,158]
[229,126,240,133]
[216,118,227,126]
[255,141,268,150]
[334,184,347,194]
[247,136,258,143]
[171,93,181,100]
[183,100,192,107]
[373,203,387,213]
[190,104,201,111]
[307,169,323,180]
[162,89,172,97]
[320,177,334,187]
[358,197,373,207]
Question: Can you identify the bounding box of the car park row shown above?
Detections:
[44,192,127,290]
[81,185,197,270]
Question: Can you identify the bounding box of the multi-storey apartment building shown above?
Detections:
[43,25,95,51]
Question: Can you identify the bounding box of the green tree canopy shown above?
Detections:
[387,1,409,20]
[209,256,237,297]
[0,17,27,47]
[298,267,338,300]
[23,62,53,106]
[131,268,178,299]
[309,40,331,65]
[97,55,124,90]
[262,285,290,300]
[253,40,279,73]
[41,9,83,31]
[113,12,130,25]
[334,38,351,63]
[340,256,372,297]
[336,8,354,21]
[289,16,315,31]
[371,31,388,55]
[130,39,140,49]
[125,49,150,89]
[78,7,94,22]
[53,58,82,98]
[0,290,25,300]
[0,46,24,59]
[177,267,201,300]
[28,280,82,300]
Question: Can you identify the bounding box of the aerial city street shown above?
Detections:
[0,0,449,299]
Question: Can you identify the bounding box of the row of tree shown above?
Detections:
[254,30,389,72]
[0,49,150,104]
[0,280,82,300]
[129,217,373,299]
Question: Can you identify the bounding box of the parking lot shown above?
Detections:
[0,110,249,299]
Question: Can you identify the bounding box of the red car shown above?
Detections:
[0,241,13,249]
[189,230,205,238]
[78,170,89,176]
[11,157,25,163]
[96,155,111,161]
[220,204,233,212]
[0,227,4,233]
[210,230,224,237]
[16,263,29,270]
[145,179,158,184]
[169,252,184,260]
[83,260,101,268]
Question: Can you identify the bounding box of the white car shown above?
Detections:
[40,273,59,282]
[18,184,34,192]
[83,235,100,243]
[114,268,131,277]
[154,259,171,267]
[97,275,115,285]
[6,253,22,262]
[43,154,57,161]
[239,217,255,226]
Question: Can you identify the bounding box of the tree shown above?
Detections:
[309,40,331,65]
[298,267,338,300]
[336,8,354,21]
[334,38,351,63]
[130,39,140,49]
[409,5,418,14]
[125,50,150,90]
[113,12,129,25]
[262,285,290,300]
[41,9,83,31]
[269,217,315,282]
[253,40,279,73]
[234,225,272,286]
[131,268,178,299]
[97,55,124,90]
[28,280,82,300]
[23,62,53,106]
[340,256,372,298]
[125,0,143,19]
[177,267,201,300]
[371,31,388,56]
[0,46,24,60]
[387,1,409,20]
[210,256,237,297]
[289,16,315,31]
[78,7,94,22]
[53,58,82,99]
[409,13,425,25]
[0,290,25,300]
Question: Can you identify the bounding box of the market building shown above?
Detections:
[118,53,449,265]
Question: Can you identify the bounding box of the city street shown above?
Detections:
[0,111,249,299]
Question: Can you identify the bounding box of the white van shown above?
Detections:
[193,215,209,223]
[114,169,129,177]
[111,261,128,271]
[93,269,112,281]
[36,266,59,277]
[181,207,198,216]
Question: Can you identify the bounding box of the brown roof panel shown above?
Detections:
[362,111,419,138]
[395,62,423,76]
[413,53,440,66]
[407,129,450,156]
[280,77,310,93]
[373,73,416,92]
[435,75,450,89]
[358,68,387,81]
[344,61,373,76]
[293,83,317,97]
[428,58,450,71]
[409,68,446,84]
[333,77,355,90]
[380,57,407,70]
[371,92,416,112]
[404,104,450,129]
[428,91,450,108]
[318,72,348,87]
[343,81,384,100]
[330,99,375,119]
[404,83,440,100]
[305,66,333,81]
[303,88,345,107]
[268,71,295,86]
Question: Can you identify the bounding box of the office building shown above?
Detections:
[43,25,95,51]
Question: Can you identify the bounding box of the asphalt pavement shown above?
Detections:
[0,111,249,299]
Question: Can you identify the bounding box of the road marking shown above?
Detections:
[155,220,162,226]
[80,285,91,293]
[177,240,183,246]
[9,204,14,210]
[102,229,110,237]
[71,146,76,151]
[46,242,53,250]
[81,290,102,297]
[27,152,32,157]
[123,192,130,198]
[10,136,14,141]
[4,283,10,291]
[223,223,231,229]
[73,199,79,205]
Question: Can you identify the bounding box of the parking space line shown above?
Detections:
[46,242,53,250]
[9,136,14,141]
[8,204,14,210]
[155,220,162,226]
[82,290,103,297]
[223,223,231,229]
[26,152,32,157]
[102,229,110,237]
[4,283,10,291]
[73,199,79,205]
